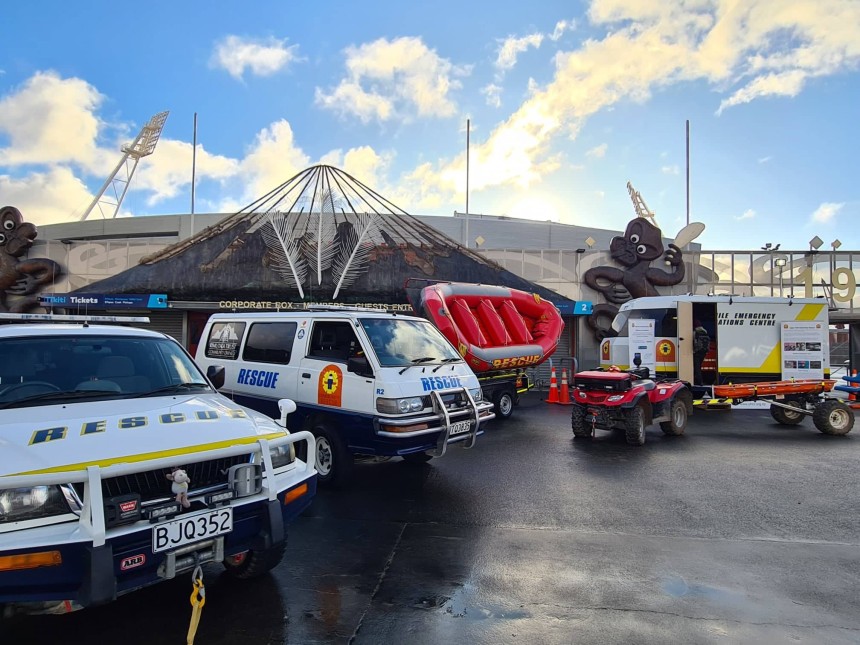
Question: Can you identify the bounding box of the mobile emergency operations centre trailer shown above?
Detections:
[599,295,831,385]
[194,307,495,487]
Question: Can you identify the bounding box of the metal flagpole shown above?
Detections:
[465,118,470,249]
[685,119,690,227]
[191,113,197,235]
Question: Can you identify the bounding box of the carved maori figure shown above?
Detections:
[0,206,63,313]
[584,218,684,340]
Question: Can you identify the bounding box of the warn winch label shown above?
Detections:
[420,376,464,391]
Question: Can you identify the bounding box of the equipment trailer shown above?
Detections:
[709,380,854,435]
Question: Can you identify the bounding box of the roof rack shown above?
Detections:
[304,305,388,313]
[0,313,151,324]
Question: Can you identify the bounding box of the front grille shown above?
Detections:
[73,454,250,505]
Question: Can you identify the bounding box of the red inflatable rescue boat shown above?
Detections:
[409,281,565,373]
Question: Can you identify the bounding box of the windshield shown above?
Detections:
[359,318,462,367]
[0,334,210,408]
[612,308,677,337]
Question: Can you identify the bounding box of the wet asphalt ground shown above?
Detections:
[5,392,860,644]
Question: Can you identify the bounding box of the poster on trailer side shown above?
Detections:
[780,321,825,381]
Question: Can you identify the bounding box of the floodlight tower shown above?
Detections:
[79,110,169,221]
[627,181,659,229]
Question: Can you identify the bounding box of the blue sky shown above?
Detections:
[1,0,858,250]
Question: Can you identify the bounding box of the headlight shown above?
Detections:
[0,486,70,523]
[469,388,482,402]
[377,397,425,414]
[607,395,624,401]
[269,443,295,469]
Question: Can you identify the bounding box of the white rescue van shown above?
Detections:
[194,306,495,486]
[0,314,316,617]
[600,295,831,384]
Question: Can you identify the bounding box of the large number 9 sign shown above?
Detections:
[798,266,857,302]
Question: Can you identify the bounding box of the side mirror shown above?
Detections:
[348,356,373,378]
[206,365,225,389]
[277,398,297,428]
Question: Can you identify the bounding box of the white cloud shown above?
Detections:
[758,155,772,164]
[811,202,844,224]
[134,139,240,206]
[0,71,106,170]
[210,35,300,81]
[550,19,576,41]
[482,83,503,108]
[586,143,608,158]
[661,164,680,175]
[0,167,95,225]
[315,37,469,122]
[735,209,756,220]
[495,33,544,71]
[237,120,311,205]
[406,0,860,211]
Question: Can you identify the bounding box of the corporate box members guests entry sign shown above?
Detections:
[781,321,825,381]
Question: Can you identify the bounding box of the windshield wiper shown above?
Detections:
[0,389,126,409]
[398,357,436,375]
[135,383,211,398]
[432,357,461,372]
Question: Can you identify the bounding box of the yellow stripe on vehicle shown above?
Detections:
[723,343,781,373]
[7,432,287,476]
[795,304,825,321]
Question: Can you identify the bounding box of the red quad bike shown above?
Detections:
[570,366,694,446]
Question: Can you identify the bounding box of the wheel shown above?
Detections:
[571,405,591,438]
[223,540,287,579]
[812,400,854,436]
[312,424,354,487]
[493,390,515,419]
[769,401,805,425]
[624,405,646,446]
[660,397,688,436]
[402,452,433,464]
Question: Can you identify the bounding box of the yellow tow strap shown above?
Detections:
[187,565,206,645]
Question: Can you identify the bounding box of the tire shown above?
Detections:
[223,539,287,579]
[660,397,688,436]
[312,424,354,487]
[402,451,433,464]
[624,405,646,446]
[571,405,591,438]
[769,402,805,425]
[494,390,515,419]
[812,400,855,436]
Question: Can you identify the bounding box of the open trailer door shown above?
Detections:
[677,300,694,383]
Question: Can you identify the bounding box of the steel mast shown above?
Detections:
[79,111,169,221]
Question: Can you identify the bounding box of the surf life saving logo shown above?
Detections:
[601,339,611,362]
[657,339,676,362]
[318,365,343,407]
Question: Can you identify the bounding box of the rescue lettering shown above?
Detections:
[237,368,280,389]
[28,409,253,446]
[491,354,541,369]
[420,376,464,391]
[30,427,67,445]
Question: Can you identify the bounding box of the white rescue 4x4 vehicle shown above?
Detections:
[0,314,316,617]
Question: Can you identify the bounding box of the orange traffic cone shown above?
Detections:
[558,368,572,405]
[546,367,559,403]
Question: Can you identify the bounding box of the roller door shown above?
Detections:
[532,315,574,389]
[143,310,186,344]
